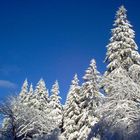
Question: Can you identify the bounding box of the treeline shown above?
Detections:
[0,59,101,140]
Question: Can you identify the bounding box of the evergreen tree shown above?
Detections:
[105,5,140,74]
[93,6,140,140]
[19,79,28,102]
[49,80,63,128]
[77,59,101,140]
[33,78,49,110]
[63,74,81,140]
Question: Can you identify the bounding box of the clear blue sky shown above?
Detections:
[0,0,140,103]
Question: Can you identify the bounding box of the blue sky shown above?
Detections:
[0,0,140,103]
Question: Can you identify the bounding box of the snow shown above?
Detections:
[49,80,63,128]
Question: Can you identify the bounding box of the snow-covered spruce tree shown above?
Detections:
[105,5,140,74]
[62,74,81,140]
[49,80,63,128]
[33,78,49,110]
[89,6,140,140]
[77,59,101,140]
[89,67,140,140]
[19,79,29,102]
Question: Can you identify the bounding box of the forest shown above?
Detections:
[0,5,140,140]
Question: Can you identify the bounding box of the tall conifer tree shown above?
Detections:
[105,6,140,74]
[77,59,101,140]
[63,74,81,140]
[49,80,63,128]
